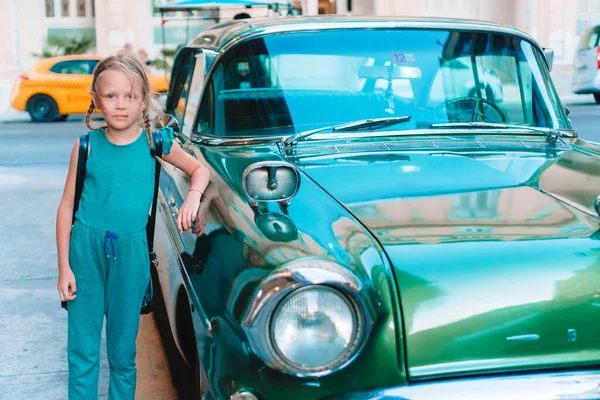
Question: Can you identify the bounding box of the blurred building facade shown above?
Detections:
[0,0,597,79]
[0,0,276,79]
[310,0,582,72]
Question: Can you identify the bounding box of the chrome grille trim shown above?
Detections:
[283,140,570,156]
[433,140,485,148]
[385,141,438,150]
[334,143,388,152]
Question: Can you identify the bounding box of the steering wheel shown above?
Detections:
[436,96,507,123]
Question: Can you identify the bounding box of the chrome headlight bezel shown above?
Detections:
[241,258,375,378]
[266,284,365,375]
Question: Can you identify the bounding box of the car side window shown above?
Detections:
[196,78,215,136]
[174,57,195,137]
[49,60,94,75]
[577,26,600,50]
[88,60,99,74]
[181,54,207,138]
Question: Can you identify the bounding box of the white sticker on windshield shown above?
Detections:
[393,52,416,64]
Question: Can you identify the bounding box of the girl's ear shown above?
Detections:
[89,92,97,109]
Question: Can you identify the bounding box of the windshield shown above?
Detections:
[195,28,570,137]
[577,26,600,50]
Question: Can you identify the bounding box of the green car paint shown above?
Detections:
[289,137,600,378]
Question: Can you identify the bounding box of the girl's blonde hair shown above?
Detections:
[86,53,154,150]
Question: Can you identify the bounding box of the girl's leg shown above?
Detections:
[68,223,107,400]
[104,231,149,400]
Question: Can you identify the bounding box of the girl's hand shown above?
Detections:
[191,197,211,237]
[177,190,202,232]
[58,268,77,302]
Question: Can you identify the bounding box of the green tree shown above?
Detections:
[33,35,96,58]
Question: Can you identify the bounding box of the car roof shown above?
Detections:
[186,15,538,52]
[34,55,103,71]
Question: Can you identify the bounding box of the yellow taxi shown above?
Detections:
[10,55,170,122]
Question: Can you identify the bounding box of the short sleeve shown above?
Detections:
[159,127,174,155]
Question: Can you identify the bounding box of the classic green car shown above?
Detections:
[153,16,600,400]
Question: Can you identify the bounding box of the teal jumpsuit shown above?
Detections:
[67,127,172,399]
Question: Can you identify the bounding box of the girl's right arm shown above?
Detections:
[55,139,79,302]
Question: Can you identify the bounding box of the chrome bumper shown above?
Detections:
[330,370,600,400]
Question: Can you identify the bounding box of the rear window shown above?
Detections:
[50,60,97,75]
[578,26,600,50]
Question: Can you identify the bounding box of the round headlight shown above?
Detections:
[270,285,361,374]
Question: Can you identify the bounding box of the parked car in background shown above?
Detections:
[10,55,170,122]
[573,24,600,103]
[154,16,600,400]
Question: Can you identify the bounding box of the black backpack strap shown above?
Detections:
[146,131,163,253]
[72,134,89,224]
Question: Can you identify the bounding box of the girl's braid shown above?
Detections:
[143,109,155,155]
[85,102,95,131]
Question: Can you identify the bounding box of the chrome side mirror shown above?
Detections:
[543,48,555,72]
[242,162,300,208]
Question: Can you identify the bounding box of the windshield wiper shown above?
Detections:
[282,116,411,147]
[429,122,570,143]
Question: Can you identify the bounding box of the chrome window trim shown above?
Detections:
[191,134,285,146]
[240,258,377,377]
[180,52,208,139]
[243,21,541,47]
[188,19,545,53]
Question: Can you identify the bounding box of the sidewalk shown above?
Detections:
[0,79,30,123]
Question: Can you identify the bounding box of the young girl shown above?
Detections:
[55,54,209,399]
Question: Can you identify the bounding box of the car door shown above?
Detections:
[162,49,221,315]
[156,49,224,379]
[159,49,206,262]
[48,59,96,113]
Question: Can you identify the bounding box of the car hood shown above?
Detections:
[284,141,600,380]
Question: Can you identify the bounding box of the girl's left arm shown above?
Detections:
[162,141,210,233]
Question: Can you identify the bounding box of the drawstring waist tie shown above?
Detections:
[104,231,120,260]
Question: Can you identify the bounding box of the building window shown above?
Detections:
[77,0,85,16]
[46,0,55,17]
[61,0,70,16]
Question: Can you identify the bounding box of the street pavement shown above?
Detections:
[0,118,178,400]
[567,100,600,143]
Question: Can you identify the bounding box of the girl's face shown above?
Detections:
[93,69,145,132]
